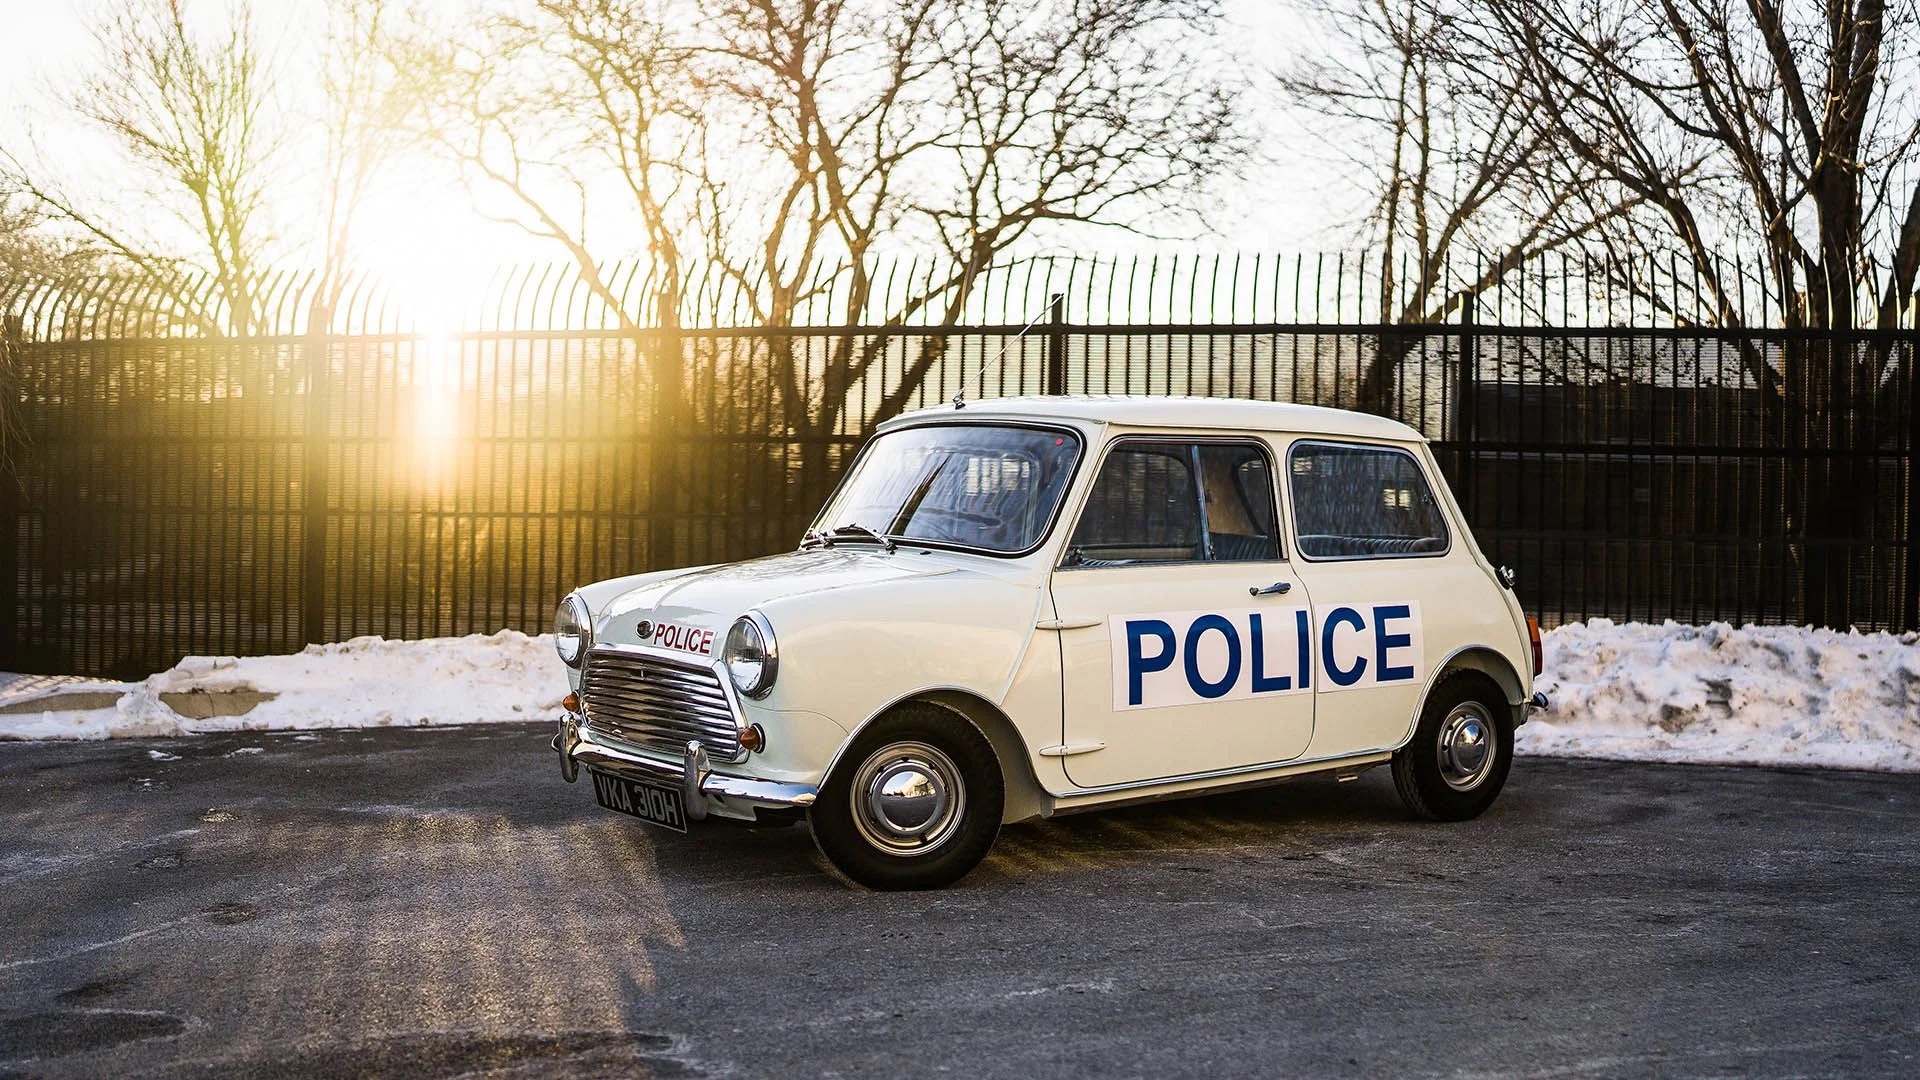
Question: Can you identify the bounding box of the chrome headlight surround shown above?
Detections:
[554,593,593,669]
[723,611,778,699]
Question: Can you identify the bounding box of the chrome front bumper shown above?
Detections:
[553,714,817,822]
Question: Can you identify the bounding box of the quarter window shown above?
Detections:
[1065,440,1281,565]
[1288,442,1448,559]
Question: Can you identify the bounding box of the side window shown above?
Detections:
[1289,442,1449,559]
[1067,442,1200,564]
[1199,444,1281,561]
[1066,440,1281,565]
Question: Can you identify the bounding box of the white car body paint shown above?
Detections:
[558,396,1536,823]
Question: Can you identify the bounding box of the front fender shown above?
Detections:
[754,573,1052,770]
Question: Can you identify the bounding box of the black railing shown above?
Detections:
[2,267,1915,677]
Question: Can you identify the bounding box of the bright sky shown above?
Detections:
[0,0,1354,302]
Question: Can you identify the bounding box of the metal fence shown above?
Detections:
[3,257,1915,677]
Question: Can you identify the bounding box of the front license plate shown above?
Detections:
[589,770,688,832]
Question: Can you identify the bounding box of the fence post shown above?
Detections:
[1907,335,1920,632]
[0,315,20,664]
[301,310,330,648]
[1455,298,1478,516]
[1044,292,1066,396]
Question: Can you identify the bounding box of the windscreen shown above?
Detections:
[811,425,1081,553]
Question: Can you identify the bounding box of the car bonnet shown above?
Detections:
[595,547,957,658]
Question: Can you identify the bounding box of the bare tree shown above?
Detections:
[696,0,1246,463]
[0,191,102,281]
[409,0,1243,378]
[1280,0,1644,410]
[1482,0,1920,626]
[315,0,426,324]
[402,0,706,333]
[406,0,1245,514]
[63,0,283,335]
[860,0,1243,416]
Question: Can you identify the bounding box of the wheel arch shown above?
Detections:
[1429,646,1526,729]
[827,688,1051,826]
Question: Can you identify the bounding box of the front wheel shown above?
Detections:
[810,704,1003,890]
[1392,673,1514,822]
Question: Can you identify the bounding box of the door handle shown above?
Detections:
[1249,581,1292,596]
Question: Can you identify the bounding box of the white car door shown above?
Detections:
[1049,436,1316,789]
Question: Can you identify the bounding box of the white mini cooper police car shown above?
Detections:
[552,397,1544,889]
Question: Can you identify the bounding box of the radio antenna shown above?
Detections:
[952,293,1063,410]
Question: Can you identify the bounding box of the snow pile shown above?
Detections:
[1,631,568,741]
[1521,619,1920,772]
[4,621,1919,774]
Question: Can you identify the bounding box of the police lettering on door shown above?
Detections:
[1109,603,1425,710]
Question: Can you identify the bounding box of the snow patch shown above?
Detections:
[0,630,567,741]
[1521,620,1920,772]
[2,621,1917,775]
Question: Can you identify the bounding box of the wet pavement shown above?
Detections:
[1,725,1916,1077]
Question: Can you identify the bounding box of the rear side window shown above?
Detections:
[1288,442,1448,559]
[1065,440,1281,565]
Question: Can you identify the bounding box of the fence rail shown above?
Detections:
[3,263,1915,677]
[6,252,1914,338]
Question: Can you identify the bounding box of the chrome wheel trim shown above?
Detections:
[849,740,965,856]
[1437,702,1496,791]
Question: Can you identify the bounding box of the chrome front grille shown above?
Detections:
[581,648,742,760]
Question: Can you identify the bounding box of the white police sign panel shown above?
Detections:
[1109,602,1426,710]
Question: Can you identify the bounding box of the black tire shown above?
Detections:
[810,704,1003,890]
[1392,672,1514,822]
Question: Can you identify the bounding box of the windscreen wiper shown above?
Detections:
[830,522,897,553]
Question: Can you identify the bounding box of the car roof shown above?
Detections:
[882,395,1427,443]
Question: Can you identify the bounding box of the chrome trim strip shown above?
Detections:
[1053,748,1395,798]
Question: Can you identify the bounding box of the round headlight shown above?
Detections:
[723,612,778,698]
[554,594,592,668]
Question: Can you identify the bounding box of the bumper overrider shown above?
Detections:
[553,713,818,823]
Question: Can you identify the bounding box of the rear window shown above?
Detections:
[1288,442,1448,559]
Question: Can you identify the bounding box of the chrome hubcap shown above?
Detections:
[1437,704,1496,791]
[851,741,965,855]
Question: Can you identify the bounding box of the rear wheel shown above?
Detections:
[810,704,1003,890]
[1392,673,1513,821]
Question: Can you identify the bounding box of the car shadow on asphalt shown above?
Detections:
[636,768,1441,892]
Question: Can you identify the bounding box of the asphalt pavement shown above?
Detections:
[1,724,1916,1078]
